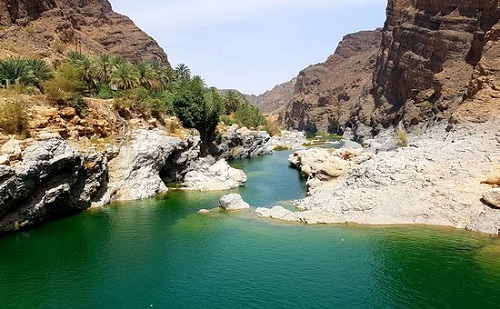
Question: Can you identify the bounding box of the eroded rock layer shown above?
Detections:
[0,0,169,64]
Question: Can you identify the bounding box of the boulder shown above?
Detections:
[289,147,371,183]
[1,139,22,161]
[182,158,247,191]
[482,189,500,209]
[198,209,210,214]
[219,194,250,210]
[216,126,273,159]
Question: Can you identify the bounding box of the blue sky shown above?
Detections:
[110,0,387,95]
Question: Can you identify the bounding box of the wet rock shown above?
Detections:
[219,194,250,210]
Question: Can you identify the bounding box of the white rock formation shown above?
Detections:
[100,129,200,203]
[271,121,500,235]
[219,193,250,210]
[182,159,247,191]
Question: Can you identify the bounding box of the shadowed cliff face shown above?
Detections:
[279,30,382,134]
[0,0,169,65]
[372,0,500,127]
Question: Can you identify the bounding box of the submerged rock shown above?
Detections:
[256,206,300,222]
[182,158,247,191]
[219,194,250,210]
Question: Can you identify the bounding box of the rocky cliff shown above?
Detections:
[261,1,500,136]
[371,0,500,128]
[277,30,382,134]
[0,0,169,64]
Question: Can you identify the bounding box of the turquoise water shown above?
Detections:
[1,151,500,308]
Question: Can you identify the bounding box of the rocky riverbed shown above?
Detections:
[258,120,500,235]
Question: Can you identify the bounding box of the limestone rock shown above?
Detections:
[1,139,22,161]
[103,129,200,202]
[266,130,307,150]
[482,189,500,209]
[288,147,371,184]
[0,137,107,235]
[256,206,300,222]
[216,126,273,159]
[219,194,250,210]
[182,158,247,191]
[280,121,500,235]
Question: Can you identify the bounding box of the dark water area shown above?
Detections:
[1,151,499,308]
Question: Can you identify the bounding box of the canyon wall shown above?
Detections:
[261,0,500,135]
[0,0,169,64]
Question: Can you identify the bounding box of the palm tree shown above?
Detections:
[135,61,159,89]
[23,59,53,89]
[0,57,27,83]
[223,89,243,114]
[94,54,111,84]
[175,63,191,80]
[110,61,139,90]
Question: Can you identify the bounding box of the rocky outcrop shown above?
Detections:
[289,147,373,192]
[216,126,273,160]
[0,0,169,64]
[263,120,500,235]
[96,129,200,203]
[0,136,106,234]
[182,157,247,191]
[219,193,250,210]
[279,30,382,134]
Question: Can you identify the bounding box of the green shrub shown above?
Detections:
[70,96,89,118]
[98,84,114,99]
[43,62,85,104]
[0,98,28,137]
[262,121,281,136]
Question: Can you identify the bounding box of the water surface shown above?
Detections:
[1,151,499,308]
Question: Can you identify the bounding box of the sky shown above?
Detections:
[110,0,387,95]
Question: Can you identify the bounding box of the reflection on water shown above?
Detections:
[0,151,499,308]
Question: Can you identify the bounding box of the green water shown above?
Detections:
[1,151,500,308]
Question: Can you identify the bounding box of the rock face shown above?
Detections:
[99,129,200,203]
[279,30,383,133]
[254,1,500,136]
[0,137,106,234]
[219,193,250,210]
[269,121,500,235]
[216,126,273,160]
[0,0,169,64]
[371,0,500,128]
[182,158,247,191]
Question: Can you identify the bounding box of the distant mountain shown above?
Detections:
[246,77,296,119]
[0,0,169,65]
